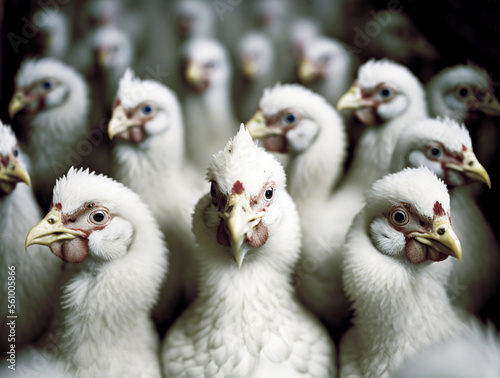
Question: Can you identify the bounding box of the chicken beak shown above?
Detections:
[477,92,500,116]
[0,160,31,187]
[298,59,320,83]
[414,217,462,261]
[337,85,367,111]
[245,111,274,139]
[185,62,203,86]
[8,90,29,119]
[97,48,112,67]
[108,105,140,140]
[243,60,255,79]
[218,194,265,269]
[25,209,81,250]
[447,150,491,189]
[409,35,440,61]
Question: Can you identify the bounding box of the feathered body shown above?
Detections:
[162,127,335,378]
[392,317,500,378]
[9,58,91,209]
[0,123,62,354]
[181,37,237,172]
[245,84,348,328]
[8,168,167,377]
[109,69,202,332]
[389,117,500,313]
[340,167,468,378]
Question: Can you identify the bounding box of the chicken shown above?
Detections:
[426,63,500,165]
[0,122,62,355]
[288,17,322,61]
[180,36,237,172]
[8,58,93,210]
[174,0,217,42]
[389,117,499,314]
[108,68,203,334]
[391,317,500,378]
[31,8,70,60]
[161,126,336,378]
[340,167,467,378]
[282,59,428,328]
[245,83,348,331]
[298,36,356,108]
[236,31,276,121]
[12,167,167,377]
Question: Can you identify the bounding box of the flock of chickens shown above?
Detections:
[1,0,500,377]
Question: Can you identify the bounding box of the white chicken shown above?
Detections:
[180,36,237,172]
[340,167,467,378]
[161,126,336,378]
[11,167,167,377]
[245,83,348,330]
[108,68,203,334]
[31,8,70,60]
[284,59,428,327]
[391,317,500,378]
[236,31,276,121]
[426,63,500,165]
[389,117,499,313]
[0,122,62,355]
[8,58,92,210]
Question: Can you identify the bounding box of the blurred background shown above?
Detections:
[1,0,499,324]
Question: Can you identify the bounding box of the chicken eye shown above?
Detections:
[391,210,408,225]
[141,104,153,115]
[379,87,393,99]
[205,61,218,69]
[321,54,331,64]
[264,187,274,200]
[41,80,52,90]
[426,146,443,159]
[457,87,469,97]
[13,148,19,157]
[90,210,108,225]
[283,113,298,124]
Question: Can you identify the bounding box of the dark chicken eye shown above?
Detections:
[379,87,393,98]
[265,187,274,200]
[90,210,108,225]
[426,146,443,159]
[284,113,297,124]
[142,105,153,115]
[13,149,19,157]
[41,81,52,90]
[390,209,409,226]
[458,87,469,97]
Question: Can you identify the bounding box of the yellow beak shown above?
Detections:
[477,92,500,116]
[8,91,29,119]
[298,59,320,83]
[414,217,462,261]
[107,105,141,140]
[218,194,265,268]
[337,85,368,111]
[243,60,255,79]
[0,160,31,187]
[447,150,491,189]
[97,48,113,67]
[245,111,276,140]
[185,62,204,86]
[25,209,82,250]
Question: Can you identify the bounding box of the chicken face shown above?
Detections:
[299,38,348,83]
[9,77,69,119]
[25,168,135,263]
[337,81,404,125]
[92,26,132,71]
[238,32,274,79]
[0,124,31,196]
[444,84,500,121]
[197,126,288,269]
[181,37,231,92]
[108,100,165,143]
[391,118,491,189]
[367,167,461,265]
